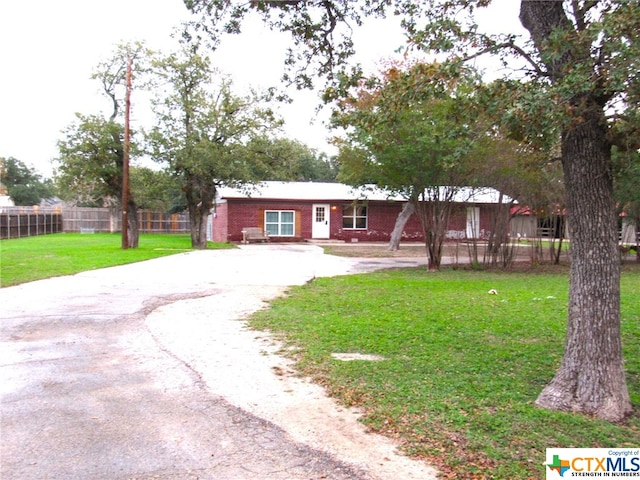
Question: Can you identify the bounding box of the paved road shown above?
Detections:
[1,245,433,480]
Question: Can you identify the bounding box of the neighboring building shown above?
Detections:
[0,195,14,208]
[0,181,14,209]
[211,181,512,243]
[510,206,638,244]
[620,216,638,246]
[509,206,569,240]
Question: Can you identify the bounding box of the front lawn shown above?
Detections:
[0,233,234,287]
[250,267,640,479]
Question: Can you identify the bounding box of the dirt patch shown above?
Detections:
[322,243,427,258]
[331,352,386,361]
[321,242,500,263]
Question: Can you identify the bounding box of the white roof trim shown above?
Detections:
[217,181,511,204]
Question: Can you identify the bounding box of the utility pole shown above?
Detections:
[121,56,132,249]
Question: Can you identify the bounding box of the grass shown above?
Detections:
[250,267,640,479]
[0,233,234,287]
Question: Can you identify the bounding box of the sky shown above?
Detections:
[0,0,524,179]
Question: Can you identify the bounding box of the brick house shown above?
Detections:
[211,181,510,243]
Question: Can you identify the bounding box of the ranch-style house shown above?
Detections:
[210,181,513,243]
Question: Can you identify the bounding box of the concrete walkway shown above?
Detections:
[1,244,436,480]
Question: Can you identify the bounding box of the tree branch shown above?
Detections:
[461,40,547,77]
[519,0,574,80]
[571,0,585,31]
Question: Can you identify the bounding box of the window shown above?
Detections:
[265,210,295,236]
[342,205,367,229]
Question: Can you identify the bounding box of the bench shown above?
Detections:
[241,227,269,244]
[80,227,95,234]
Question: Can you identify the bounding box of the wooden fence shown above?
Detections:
[0,206,190,239]
[0,211,63,239]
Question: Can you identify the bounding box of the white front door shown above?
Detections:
[312,204,330,239]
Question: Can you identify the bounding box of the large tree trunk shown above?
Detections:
[521,0,632,421]
[188,206,209,249]
[187,199,210,249]
[388,201,415,251]
[534,106,632,422]
[126,199,139,248]
[185,180,214,249]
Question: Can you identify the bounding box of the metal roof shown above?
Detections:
[217,181,511,204]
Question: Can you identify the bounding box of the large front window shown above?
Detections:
[265,210,295,236]
[342,205,367,229]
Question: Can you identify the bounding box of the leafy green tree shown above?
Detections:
[55,42,151,247]
[55,115,127,207]
[507,1,636,421]
[299,151,339,182]
[0,157,54,206]
[334,63,488,270]
[148,47,282,248]
[130,166,184,213]
[185,0,638,421]
[457,100,567,265]
[244,136,338,181]
[56,123,179,213]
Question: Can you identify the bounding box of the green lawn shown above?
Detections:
[250,267,640,479]
[0,233,234,287]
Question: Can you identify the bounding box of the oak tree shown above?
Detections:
[148,47,282,248]
[56,42,151,247]
[0,157,54,206]
[334,63,485,270]
[244,136,339,182]
[56,114,135,208]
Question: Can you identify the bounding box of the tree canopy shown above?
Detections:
[245,136,339,182]
[148,47,283,247]
[55,114,131,207]
[0,157,54,206]
[334,62,490,269]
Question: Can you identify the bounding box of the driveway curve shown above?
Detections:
[1,244,436,480]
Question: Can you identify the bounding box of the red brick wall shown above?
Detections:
[215,198,502,242]
[334,202,424,242]
[211,202,228,242]
[447,205,467,239]
[221,200,313,242]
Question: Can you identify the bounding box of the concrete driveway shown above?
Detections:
[1,244,435,480]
